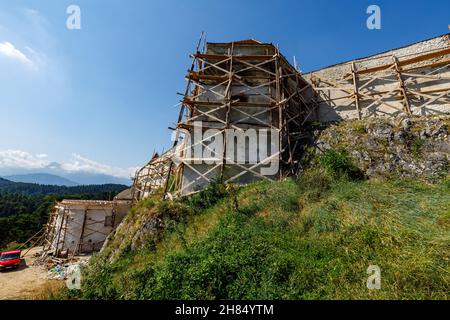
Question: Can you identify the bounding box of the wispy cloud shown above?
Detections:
[0,150,138,179]
[0,41,33,65]
[0,149,49,168]
[62,154,138,179]
[0,8,55,70]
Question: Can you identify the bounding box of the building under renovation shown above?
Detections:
[134,33,450,199]
[42,190,132,257]
[42,33,450,256]
[136,38,316,197]
[132,149,175,200]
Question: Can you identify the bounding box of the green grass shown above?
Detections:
[411,137,425,158]
[75,167,449,300]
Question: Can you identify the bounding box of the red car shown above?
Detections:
[0,250,22,270]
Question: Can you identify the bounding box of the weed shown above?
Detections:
[411,137,425,158]
[319,149,364,181]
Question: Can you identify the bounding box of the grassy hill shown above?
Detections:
[57,116,449,300]
[77,166,449,300]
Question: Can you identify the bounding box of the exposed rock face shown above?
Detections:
[101,199,187,262]
[315,115,449,182]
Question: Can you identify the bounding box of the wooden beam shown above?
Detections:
[187,72,228,81]
[182,99,276,107]
[195,53,276,61]
[351,62,362,119]
[401,58,450,72]
[346,47,450,77]
[77,209,88,255]
[399,47,450,67]
[220,42,234,181]
[393,56,412,114]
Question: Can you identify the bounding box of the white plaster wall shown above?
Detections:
[51,201,131,255]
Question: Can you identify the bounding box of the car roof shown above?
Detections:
[1,250,21,255]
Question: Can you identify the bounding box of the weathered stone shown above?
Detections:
[315,115,450,183]
[401,118,412,130]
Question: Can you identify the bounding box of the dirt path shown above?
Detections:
[0,247,63,300]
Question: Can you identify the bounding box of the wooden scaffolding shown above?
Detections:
[42,199,131,257]
[306,34,450,120]
[132,150,175,199]
[160,36,315,197]
[133,34,449,200]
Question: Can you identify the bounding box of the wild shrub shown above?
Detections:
[297,168,332,202]
[182,180,228,210]
[319,149,364,181]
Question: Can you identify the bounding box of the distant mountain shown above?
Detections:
[4,173,79,186]
[61,172,132,186]
[0,168,132,186]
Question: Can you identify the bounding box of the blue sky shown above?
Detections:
[0,0,448,179]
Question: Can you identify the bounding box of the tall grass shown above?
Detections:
[77,164,449,299]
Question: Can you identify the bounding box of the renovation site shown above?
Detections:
[134,33,450,198]
[5,32,445,294]
[0,0,448,303]
[75,32,449,301]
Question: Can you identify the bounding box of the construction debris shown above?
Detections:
[46,259,88,281]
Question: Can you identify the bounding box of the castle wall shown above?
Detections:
[304,34,450,121]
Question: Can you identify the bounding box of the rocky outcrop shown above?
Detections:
[100,199,188,262]
[314,115,449,182]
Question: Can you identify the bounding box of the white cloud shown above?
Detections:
[62,154,138,179]
[0,41,33,65]
[0,150,138,179]
[0,149,49,169]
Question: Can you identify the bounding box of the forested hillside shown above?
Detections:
[0,177,128,196]
[0,178,128,249]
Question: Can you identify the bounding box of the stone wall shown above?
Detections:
[315,115,449,182]
[304,34,450,121]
